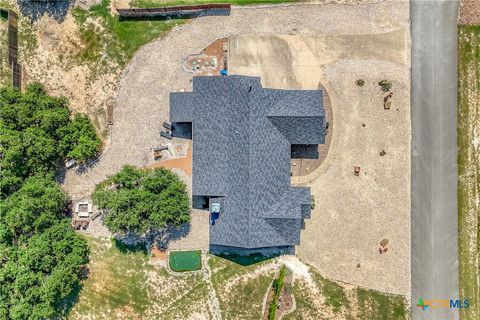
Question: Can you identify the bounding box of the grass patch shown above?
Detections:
[113,238,148,254]
[70,237,152,317]
[130,0,298,8]
[458,24,480,320]
[209,255,274,320]
[72,0,184,69]
[356,287,408,320]
[70,237,211,319]
[284,266,408,319]
[283,281,323,320]
[311,269,349,313]
[169,250,202,272]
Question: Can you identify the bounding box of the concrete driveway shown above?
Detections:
[229,26,411,295]
[411,0,460,319]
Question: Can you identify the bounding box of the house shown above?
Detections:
[170,75,325,249]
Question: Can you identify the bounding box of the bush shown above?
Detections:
[355,79,365,86]
[378,80,392,92]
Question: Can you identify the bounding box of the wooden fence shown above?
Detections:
[6,10,21,89]
[116,3,231,18]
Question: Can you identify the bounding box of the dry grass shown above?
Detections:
[458,25,480,320]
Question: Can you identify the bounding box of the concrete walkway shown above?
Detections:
[411,1,459,319]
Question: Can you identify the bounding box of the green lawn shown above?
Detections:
[130,0,298,9]
[169,250,202,272]
[458,24,480,320]
[73,0,184,70]
[68,237,152,317]
[69,237,211,319]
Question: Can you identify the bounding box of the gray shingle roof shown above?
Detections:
[170,75,325,249]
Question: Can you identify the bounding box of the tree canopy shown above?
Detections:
[0,84,95,319]
[0,176,89,320]
[93,165,190,235]
[0,83,101,196]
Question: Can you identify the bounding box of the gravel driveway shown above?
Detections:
[62,1,409,198]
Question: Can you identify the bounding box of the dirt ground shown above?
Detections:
[228,26,411,295]
[19,12,118,137]
[459,0,480,25]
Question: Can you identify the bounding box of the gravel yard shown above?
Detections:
[62,1,410,294]
[228,25,411,296]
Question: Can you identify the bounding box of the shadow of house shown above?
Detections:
[291,144,320,159]
[210,245,294,266]
[17,0,74,22]
[171,122,192,139]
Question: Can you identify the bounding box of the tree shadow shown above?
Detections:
[58,279,83,317]
[118,9,230,22]
[113,238,148,255]
[17,0,75,22]
[209,245,295,266]
[152,223,191,249]
[112,222,191,253]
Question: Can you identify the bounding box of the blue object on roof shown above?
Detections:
[220,69,228,76]
[169,75,325,249]
[211,212,220,225]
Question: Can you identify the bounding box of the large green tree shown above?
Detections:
[0,176,89,320]
[93,165,190,234]
[0,83,101,196]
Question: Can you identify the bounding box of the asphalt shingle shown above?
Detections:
[170,75,325,248]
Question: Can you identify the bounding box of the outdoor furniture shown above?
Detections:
[160,131,173,139]
[153,150,163,160]
[384,92,393,110]
[153,145,168,152]
[163,122,172,130]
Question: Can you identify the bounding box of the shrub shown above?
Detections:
[355,79,365,86]
[310,194,316,210]
[378,80,392,92]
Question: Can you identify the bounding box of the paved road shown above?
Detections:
[411,1,460,319]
